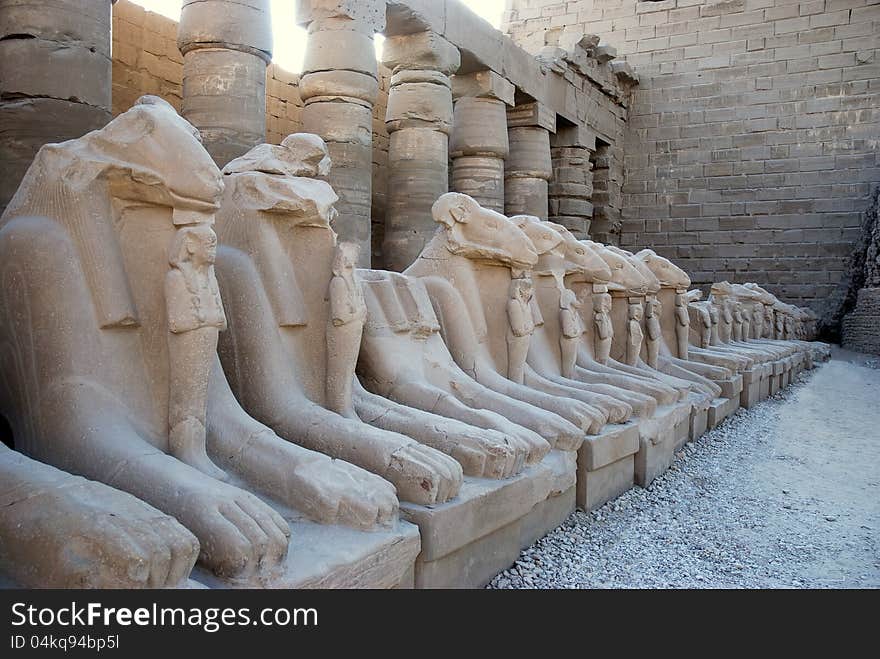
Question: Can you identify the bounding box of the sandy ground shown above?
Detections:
[491,347,880,588]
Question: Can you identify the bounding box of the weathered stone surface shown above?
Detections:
[181,48,267,166]
[296,0,386,33]
[0,0,112,212]
[451,70,515,106]
[382,30,460,75]
[178,0,272,59]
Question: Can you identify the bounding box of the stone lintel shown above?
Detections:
[382,30,460,75]
[507,101,556,132]
[550,124,597,150]
[451,70,515,106]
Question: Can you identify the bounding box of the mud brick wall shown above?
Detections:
[505,0,880,319]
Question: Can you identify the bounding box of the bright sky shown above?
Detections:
[131,0,506,73]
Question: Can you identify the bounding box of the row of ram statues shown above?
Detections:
[0,98,829,589]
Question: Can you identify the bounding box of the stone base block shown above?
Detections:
[633,402,689,488]
[193,512,421,589]
[413,486,575,589]
[634,430,676,487]
[718,374,743,400]
[688,405,709,443]
[402,449,576,588]
[576,422,640,511]
[577,455,634,512]
[759,367,771,399]
[769,371,780,395]
[674,409,691,451]
[707,396,739,428]
[740,368,762,408]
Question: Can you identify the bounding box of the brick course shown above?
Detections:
[505,0,880,319]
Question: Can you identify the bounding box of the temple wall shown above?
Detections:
[504,0,880,319]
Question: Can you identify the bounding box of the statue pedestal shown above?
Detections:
[708,396,740,428]
[634,402,692,487]
[741,367,763,408]
[688,402,709,444]
[576,421,640,511]
[192,487,421,588]
[759,366,772,399]
[400,450,576,588]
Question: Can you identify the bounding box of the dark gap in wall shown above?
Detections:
[0,413,14,450]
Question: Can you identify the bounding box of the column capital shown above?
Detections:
[507,101,556,132]
[382,30,460,76]
[295,0,385,33]
[451,70,515,106]
[179,0,272,62]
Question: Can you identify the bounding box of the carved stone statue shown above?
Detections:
[356,269,544,478]
[326,241,367,418]
[403,192,591,450]
[0,445,198,588]
[645,296,662,369]
[166,223,228,481]
[214,133,462,505]
[0,96,296,580]
[674,292,690,360]
[593,291,614,364]
[506,277,535,384]
[625,300,644,367]
[558,287,585,379]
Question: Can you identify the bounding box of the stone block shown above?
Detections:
[507,101,557,131]
[451,70,515,105]
[296,0,385,32]
[382,30,460,75]
[577,455,635,512]
[403,450,576,588]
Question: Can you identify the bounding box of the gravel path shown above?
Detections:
[490,349,880,589]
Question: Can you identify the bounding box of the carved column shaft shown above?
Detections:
[450,71,515,214]
[549,126,595,239]
[381,31,459,272]
[0,0,113,212]
[298,0,385,267]
[506,102,555,220]
[178,0,272,167]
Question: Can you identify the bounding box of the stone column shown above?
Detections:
[549,125,596,239]
[297,0,385,267]
[381,31,459,272]
[0,0,113,212]
[506,102,555,219]
[449,71,515,214]
[178,0,272,167]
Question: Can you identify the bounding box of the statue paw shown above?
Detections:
[451,429,525,479]
[10,479,200,588]
[292,457,398,530]
[387,443,463,505]
[182,484,290,579]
